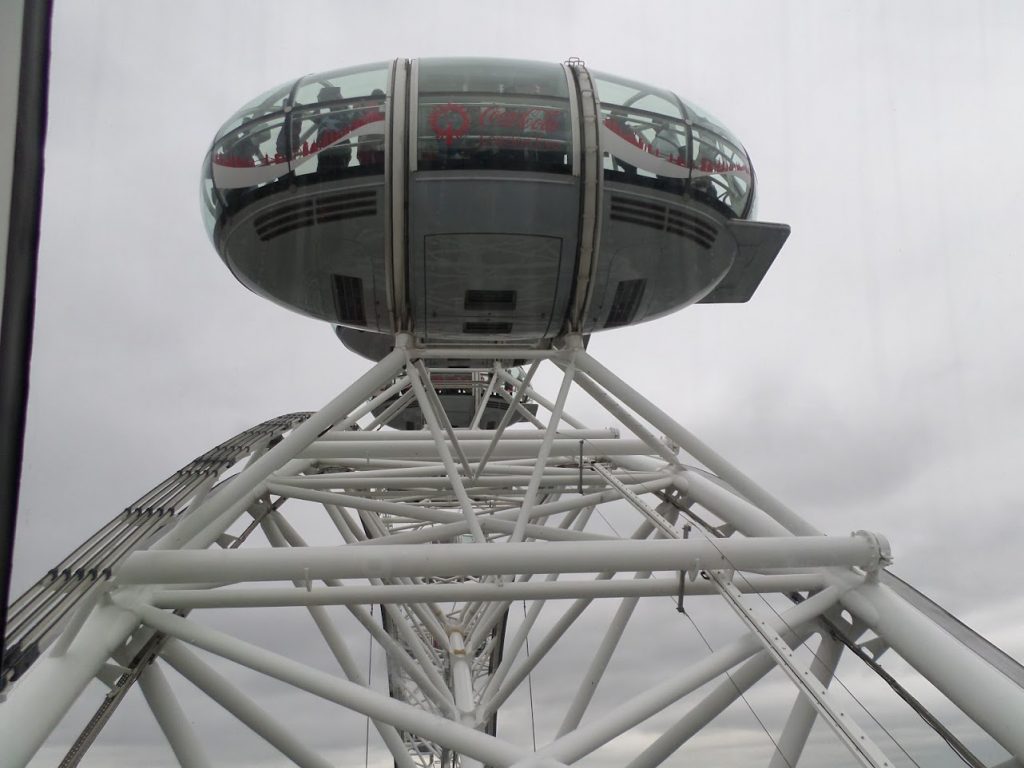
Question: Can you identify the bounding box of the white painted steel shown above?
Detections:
[510,360,576,542]
[677,471,791,538]
[319,428,617,441]
[842,580,1024,763]
[155,347,406,550]
[537,587,843,764]
[623,625,819,768]
[494,367,587,430]
[405,357,488,542]
[267,513,457,709]
[123,599,531,767]
[259,516,418,765]
[117,535,885,585]
[710,571,894,767]
[0,600,142,767]
[160,641,337,768]
[573,349,821,537]
[272,472,663,489]
[769,630,844,768]
[473,360,541,477]
[137,660,214,768]
[469,369,499,430]
[565,367,681,466]
[301,437,652,461]
[148,574,827,609]
[5,348,1021,768]
[264,483,613,543]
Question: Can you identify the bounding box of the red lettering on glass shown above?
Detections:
[429,103,471,146]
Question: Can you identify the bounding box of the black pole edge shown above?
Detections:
[0,0,55,666]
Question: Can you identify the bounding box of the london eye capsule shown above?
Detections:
[201,58,790,350]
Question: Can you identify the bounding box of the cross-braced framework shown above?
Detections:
[2,335,1024,768]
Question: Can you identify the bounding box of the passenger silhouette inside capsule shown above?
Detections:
[355,88,386,172]
[315,86,352,176]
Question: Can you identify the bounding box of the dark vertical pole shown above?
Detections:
[0,0,53,663]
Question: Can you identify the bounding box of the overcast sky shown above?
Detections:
[11,1,1024,766]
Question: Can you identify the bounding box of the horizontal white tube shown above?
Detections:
[118,534,885,585]
[319,428,618,441]
[150,574,828,609]
[273,472,666,490]
[300,438,653,461]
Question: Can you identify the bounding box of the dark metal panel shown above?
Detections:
[697,219,790,303]
[407,175,580,342]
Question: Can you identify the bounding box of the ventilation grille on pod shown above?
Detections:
[254,189,377,242]
[609,195,718,249]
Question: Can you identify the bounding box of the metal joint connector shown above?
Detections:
[852,530,893,574]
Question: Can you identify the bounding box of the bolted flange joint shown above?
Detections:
[851,529,893,576]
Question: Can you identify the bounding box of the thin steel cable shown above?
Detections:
[676,522,927,768]
[585,462,790,765]
[522,600,538,752]
[365,604,373,768]
[569,409,921,766]
[545,352,936,766]
[583,437,931,768]
[681,602,795,768]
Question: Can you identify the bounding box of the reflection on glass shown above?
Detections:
[211,116,290,192]
[417,99,571,172]
[418,58,570,98]
[592,71,685,118]
[416,58,572,174]
[600,107,691,193]
[691,127,751,216]
[293,62,390,107]
[216,80,295,138]
[293,97,387,178]
[199,151,218,239]
[206,75,389,225]
[598,104,752,215]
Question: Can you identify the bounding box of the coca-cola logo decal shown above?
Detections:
[429,103,471,146]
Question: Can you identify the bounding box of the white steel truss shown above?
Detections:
[2,334,1024,767]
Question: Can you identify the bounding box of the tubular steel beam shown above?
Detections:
[623,625,819,768]
[124,599,530,767]
[538,587,844,764]
[572,349,821,537]
[708,570,894,768]
[841,580,1024,763]
[161,640,336,768]
[768,630,844,768]
[148,574,829,610]
[137,660,213,768]
[118,534,888,585]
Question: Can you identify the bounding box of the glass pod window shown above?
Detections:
[593,71,692,195]
[215,79,294,138]
[690,127,752,217]
[600,106,691,193]
[416,57,573,174]
[210,115,291,203]
[290,63,390,179]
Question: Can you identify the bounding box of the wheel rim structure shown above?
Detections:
[3,336,1024,767]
